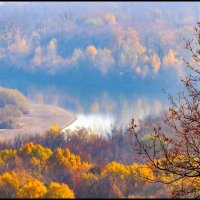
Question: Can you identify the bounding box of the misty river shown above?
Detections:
[0,69,183,134]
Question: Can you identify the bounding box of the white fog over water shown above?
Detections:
[63,98,167,135]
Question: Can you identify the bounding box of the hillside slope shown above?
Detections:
[0,103,76,141]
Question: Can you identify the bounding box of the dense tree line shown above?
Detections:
[0,123,173,198]
[0,2,196,78]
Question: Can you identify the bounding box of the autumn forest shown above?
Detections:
[0,2,200,198]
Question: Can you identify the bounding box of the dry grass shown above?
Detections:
[0,103,76,141]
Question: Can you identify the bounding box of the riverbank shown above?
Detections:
[0,103,76,141]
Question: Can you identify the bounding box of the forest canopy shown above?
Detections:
[0,2,197,78]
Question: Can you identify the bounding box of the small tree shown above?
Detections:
[129,23,200,198]
[45,181,75,198]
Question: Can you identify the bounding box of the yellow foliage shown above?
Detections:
[158,172,174,184]
[8,37,29,54]
[48,38,57,56]
[0,157,3,166]
[17,179,47,198]
[184,177,200,189]
[30,157,40,167]
[49,123,60,135]
[151,53,161,74]
[15,170,39,188]
[45,181,75,198]
[0,171,20,198]
[52,147,92,171]
[81,172,98,182]
[104,13,116,25]
[129,163,155,183]
[19,142,34,155]
[139,46,146,54]
[0,149,17,161]
[102,161,155,183]
[19,142,53,161]
[19,38,28,53]
[142,54,149,63]
[101,161,130,180]
[53,147,81,169]
[86,45,97,59]
[161,174,200,194]
[162,49,179,68]
[81,162,93,171]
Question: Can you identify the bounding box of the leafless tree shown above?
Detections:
[129,23,200,198]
